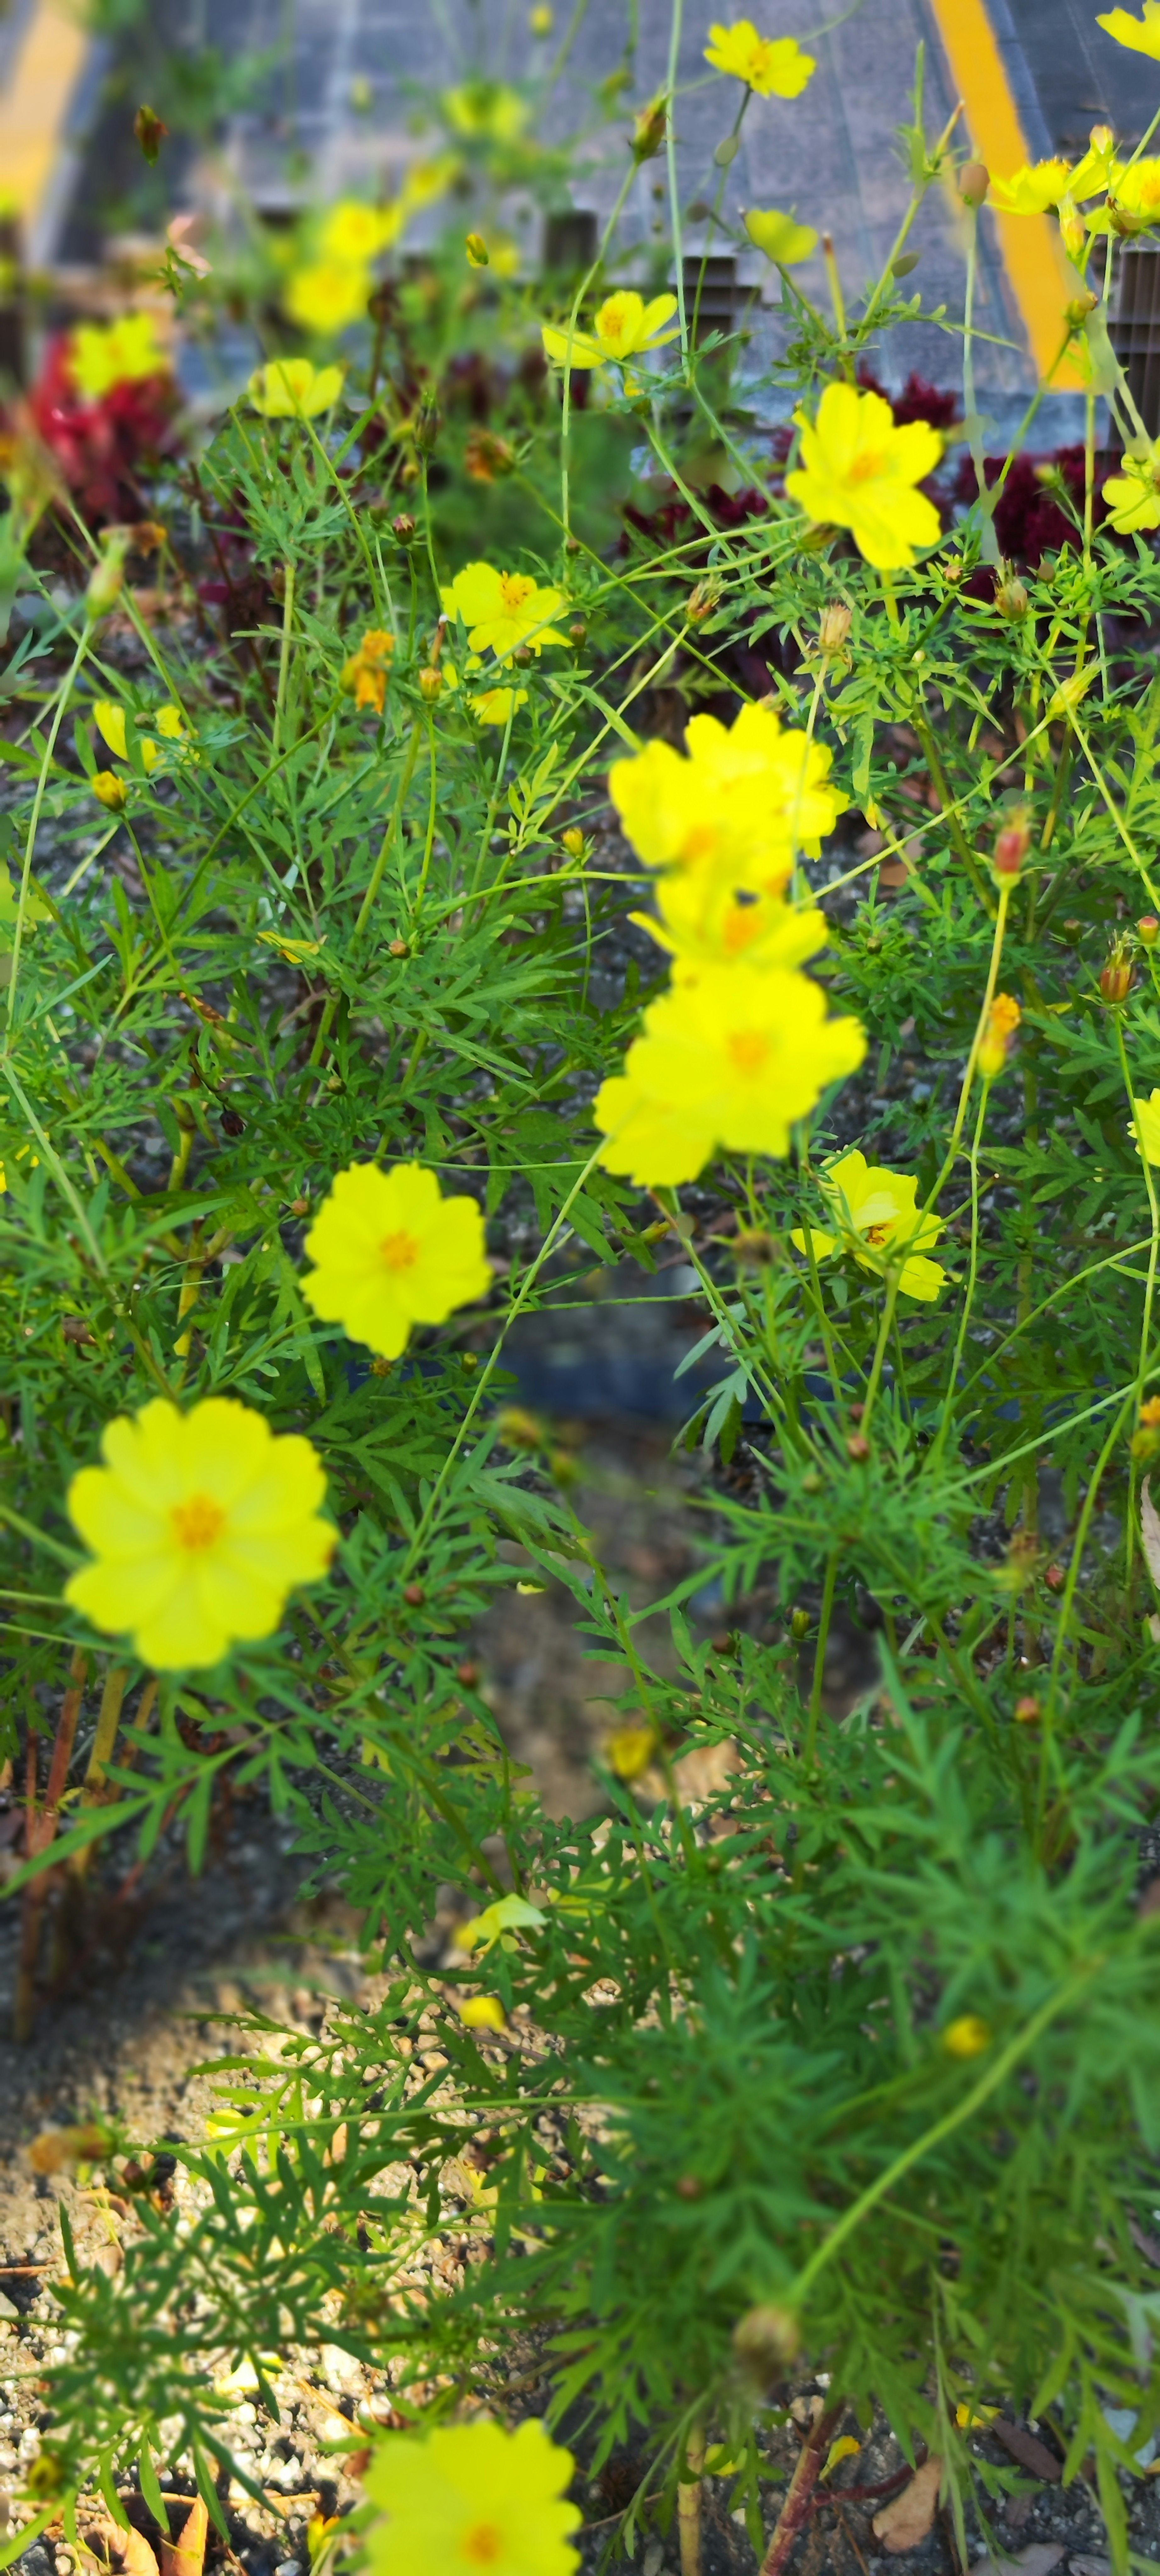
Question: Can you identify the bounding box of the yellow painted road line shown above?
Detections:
[926,0,1084,388]
[0,0,89,242]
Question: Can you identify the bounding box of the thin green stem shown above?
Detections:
[6,625,92,1051]
[273,560,296,755]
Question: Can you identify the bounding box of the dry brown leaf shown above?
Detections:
[871,2456,943,2551]
[84,2520,160,2576]
[160,2499,207,2576]
[1141,1479,1160,1589]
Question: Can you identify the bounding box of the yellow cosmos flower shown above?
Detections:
[443,80,529,141]
[595,963,866,1186]
[1103,448,1160,531]
[441,561,566,659]
[987,159,1073,215]
[638,877,829,975]
[541,289,679,370]
[341,628,395,713]
[744,206,818,265]
[92,699,183,772]
[786,380,943,570]
[64,1397,332,1671]
[319,199,398,263]
[248,358,345,417]
[302,1162,491,1359]
[284,259,371,334]
[459,1995,508,2030]
[1131,1090,1160,1163]
[1105,157,1160,230]
[365,2417,580,2576]
[792,1149,947,1301]
[472,684,528,724]
[610,702,847,889]
[704,19,816,96]
[68,312,168,401]
[1098,0,1160,55]
[943,2014,991,2058]
[92,772,127,811]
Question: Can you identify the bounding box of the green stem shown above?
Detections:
[274,560,296,755]
[6,624,92,1051]
[1113,1012,1159,1578]
[804,1552,838,1765]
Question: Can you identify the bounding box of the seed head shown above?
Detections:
[959,160,989,207]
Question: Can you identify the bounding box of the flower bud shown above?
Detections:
[465,232,489,268]
[978,991,1021,1079]
[1140,916,1160,947]
[1065,286,1099,324]
[817,601,852,658]
[561,827,585,858]
[734,1227,777,1266]
[686,578,721,623]
[85,535,128,622]
[92,770,128,812]
[632,94,668,161]
[846,1431,871,1462]
[943,2014,991,2058]
[1100,946,1134,1005]
[133,102,168,165]
[1014,1694,1040,1724]
[569,618,587,646]
[1059,204,1086,259]
[418,666,443,702]
[993,812,1030,877]
[789,1606,811,1640]
[995,570,1029,621]
[392,513,417,543]
[497,1405,543,1450]
[733,2303,802,2382]
[388,937,410,957]
[959,160,989,207]
[413,391,440,455]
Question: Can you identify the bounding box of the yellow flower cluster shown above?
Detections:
[787,381,944,571]
[285,170,453,336]
[438,561,566,722]
[90,697,186,809]
[65,1164,489,1670]
[594,706,864,1185]
[341,627,395,713]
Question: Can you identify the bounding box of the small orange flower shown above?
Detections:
[341,628,395,713]
[977,993,1021,1079]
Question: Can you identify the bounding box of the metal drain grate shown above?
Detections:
[1111,243,1160,436]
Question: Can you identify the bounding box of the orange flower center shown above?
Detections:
[499,573,536,613]
[461,2522,504,2565]
[381,1228,420,1272]
[848,449,888,485]
[865,1222,891,1247]
[728,1030,769,1077]
[171,1492,226,1552]
[679,824,719,865]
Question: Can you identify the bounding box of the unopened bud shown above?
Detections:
[465,232,489,268]
[418,666,443,702]
[1140,916,1160,947]
[789,1607,811,1641]
[569,618,587,646]
[818,601,853,657]
[733,2303,802,2381]
[1044,1561,1065,1592]
[85,536,128,622]
[1060,206,1086,259]
[1014,1694,1040,1724]
[1065,287,1099,324]
[993,812,1030,877]
[959,160,989,207]
[846,1432,871,1463]
[413,391,440,455]
[134,103,169,165]
[995,571,1029,622]
[686,578,721,623]
[92,770,128,812]
[632,94,668,161]
[392,513,417,543]
[1100,947,1134,1005]
[388,937,410,957]
[561,827,585,858]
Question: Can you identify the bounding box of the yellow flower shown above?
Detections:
[92,772,127,812]
[443,81,529,141]
[786,380,943,570]
[704,19,816,96]
[606,1723,659,1779]
[64,1397,332,1671]
[541,289,679,369]
[68,312,168,401]
[943,2014,992,2058]
[987,158,1073,214]
[744,206,818,265]
[595,963,866,1186]
[302,1162,491,1358]
[284,260,371,334]
[459,1995,508,2030]
[1097,0,1160,54]
[92,699,183,772]
[472,685,528,724]
[977,992,1021,1079]
[341,628,395,713]
[792,1149,947,1301]
[955,2404,1000,2430]
[248,358,345,417]
[441,561,566,659]
[610,702,847,889]
[1131,1090,1160,1163]
[364,2417,580,2576]
[1104,448,1160,531]
[319,200,397,263]
[1106,157,1160,230]
[638,878,829,975]
[530,2,554,28]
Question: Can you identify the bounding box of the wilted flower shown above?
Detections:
[341,628,395,713]
[65,1397,332,1670]
[632,96,668,160]
[786,380,943,570]
[464,427,516,482]
[704,19,816,96]
[977,993,1022,1079]
[248,358,344,417]
[166,213,212,279]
